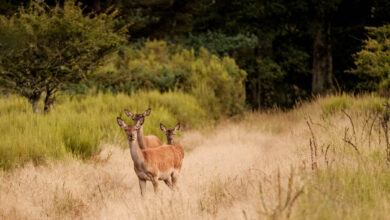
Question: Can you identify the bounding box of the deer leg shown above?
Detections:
[164,176,173,189]
[139,179,146,196]
[171,171,179,188]
[152,178,159,193]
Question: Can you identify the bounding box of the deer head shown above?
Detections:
[160,123,180,144]
[124,108,151,126]
[117,117,142,141]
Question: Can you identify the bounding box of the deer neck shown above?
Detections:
[137,126,146,150]
[167,138,173,145]
[129,138,145,169]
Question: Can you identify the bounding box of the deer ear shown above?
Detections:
[124,109,134,119]
[160,123,167,132]
[117,117,126,128]
[135,119,143,129]
[174,123,180,132]
[172,123,180,134]
[143,108,151,117]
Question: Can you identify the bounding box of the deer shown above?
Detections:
[124,108,162,149]
[160,123,181,145]
[117,117,184,196]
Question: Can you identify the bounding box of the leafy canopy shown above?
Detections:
[0,0,127,112]
[95,40,247,116]
[349,25,390,96]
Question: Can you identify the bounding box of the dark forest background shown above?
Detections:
[1,0,390,110]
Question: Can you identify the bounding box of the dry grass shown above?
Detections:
[0,108,305,220]
[1,95,387,219]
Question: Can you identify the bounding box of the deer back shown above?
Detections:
[142,145,184,174]
[143,135,162,148]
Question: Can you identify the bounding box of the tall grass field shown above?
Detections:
[1,94,390,219]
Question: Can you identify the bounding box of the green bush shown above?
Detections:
[94,40,247,116]
[0,91,206,170]
[348,25,390,96]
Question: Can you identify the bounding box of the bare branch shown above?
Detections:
[306,119,318,161]
[324,144,330,167]
[286,187,304,218]
[342,109,357,143]
[309,139,317,170]
[368,112,378,149]
[342,137,360,155]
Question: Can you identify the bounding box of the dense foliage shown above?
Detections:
[1,0,390,109]
[349,25,390,97]
[0,1,127,113]
[95,40,247,116]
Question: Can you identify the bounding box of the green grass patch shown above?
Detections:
[320,94,386,117]
[320,94,354,116]
[294,165,390,220]
[0,91,207,170]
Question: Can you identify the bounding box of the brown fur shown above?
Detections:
[142,135,162,148]
[117,117,184,195]
[142,144,184,174]
[158,123,184,170]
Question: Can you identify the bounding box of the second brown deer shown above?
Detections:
[160,123,181,145]
[124,108,162,149]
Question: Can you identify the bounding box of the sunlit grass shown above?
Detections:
[1,93,390,219]
[0,91,207,170]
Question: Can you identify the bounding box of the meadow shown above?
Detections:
[1,94,389,219]
[0,91,209,170]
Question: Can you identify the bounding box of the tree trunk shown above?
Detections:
[43,96,51,113]
[28,92,41,114]
[31,99,39,114]
[44,89,55,113]
[312,9,334,95]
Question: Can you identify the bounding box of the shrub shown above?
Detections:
[0,91,206,170]
[94,40,247,116]
[348,25,390,97]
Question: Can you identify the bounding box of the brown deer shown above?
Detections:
[117,117,184,195]
[124,108,162,149]
[160,123,181,145]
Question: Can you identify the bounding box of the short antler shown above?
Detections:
[117,117,127,128]
[124,109,134,119]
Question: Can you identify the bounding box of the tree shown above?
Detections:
[312,2,334,94]
[348,25,390,97]
[0,0,127,113]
